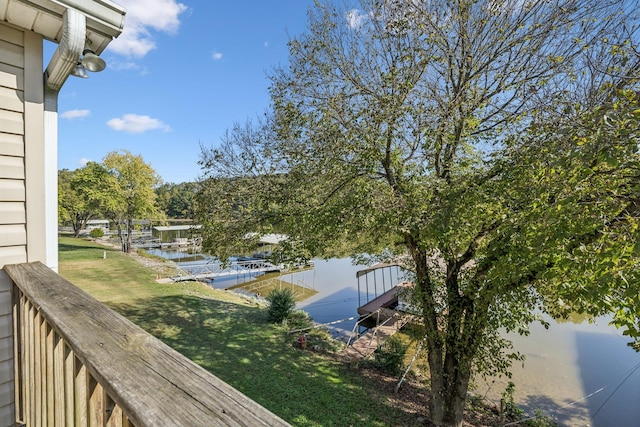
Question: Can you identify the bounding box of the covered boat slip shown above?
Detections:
[356,281,413,321]
[356,262,411,320]
[341,263,414,360]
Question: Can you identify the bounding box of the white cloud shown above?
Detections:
[107,60,148,75]
[61,109,90,119]
[264,41,270,48]
[108,0,188,57]
[79,158,92,166]
[107,114,171,133]
[346,9,368,29]
[212,51,223,61]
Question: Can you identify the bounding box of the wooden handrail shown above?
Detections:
[5,261,290,427]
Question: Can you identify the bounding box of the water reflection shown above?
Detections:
[286,258,362,334]
[480,318,640,426]
[575,327,640,426]
[145,247,205,263]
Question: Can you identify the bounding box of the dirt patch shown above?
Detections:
[334,356,507,427]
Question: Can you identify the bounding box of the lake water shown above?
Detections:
[149,249,640,426]
[290,259,640,427]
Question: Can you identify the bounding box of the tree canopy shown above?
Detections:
[197,1,640,425]
[58,162,123,237]
[58,151,162,252]
[58,168,90,237]
[103,150,162,252]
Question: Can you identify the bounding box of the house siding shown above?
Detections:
[0,21,28,427]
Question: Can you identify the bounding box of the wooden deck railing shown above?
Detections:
[5,261,290,427]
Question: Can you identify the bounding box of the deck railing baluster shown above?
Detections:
[5,261,289,427]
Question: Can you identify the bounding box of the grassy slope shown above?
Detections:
[58,237,425,426]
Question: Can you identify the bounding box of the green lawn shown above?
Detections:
[58,237,426,426]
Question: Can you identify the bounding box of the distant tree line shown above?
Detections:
[155,181,199,220]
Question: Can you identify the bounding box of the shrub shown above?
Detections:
[500,382,558,426]
[266,288,296,324]
[373,335,408,376]
[305,327,343,353]
[502,381,525,419]
[89,228,104,239]
[287,309,313,330]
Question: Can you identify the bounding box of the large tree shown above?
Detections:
[198,1,640,425]
[58,163,123,237]
[103,150,162,253]
[58,168,90,237]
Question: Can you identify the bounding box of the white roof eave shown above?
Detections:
[0,0,125,53]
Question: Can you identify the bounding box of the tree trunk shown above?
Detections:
[125,218,133,253]
[72,215,84,237]
[116,221,127,253]
[411,247,476,427]
[428,349,472,427]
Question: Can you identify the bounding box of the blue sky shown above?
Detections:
[51,0,317,184]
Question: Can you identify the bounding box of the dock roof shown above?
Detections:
[356,263,401,278]
[153,225,202,232]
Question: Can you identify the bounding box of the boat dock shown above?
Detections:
[172,259,282,281]
[342,263,414,361]
[356,282,411,319]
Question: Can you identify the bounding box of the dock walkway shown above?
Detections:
[341,312,408,360]
[172,259,281,281]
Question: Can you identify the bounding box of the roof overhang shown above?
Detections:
[0,0,125,54]
[356,263,401,278]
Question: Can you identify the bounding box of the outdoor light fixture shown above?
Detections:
[71,40,107,79]
[80,48,106,72]
[71,62,89,78]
